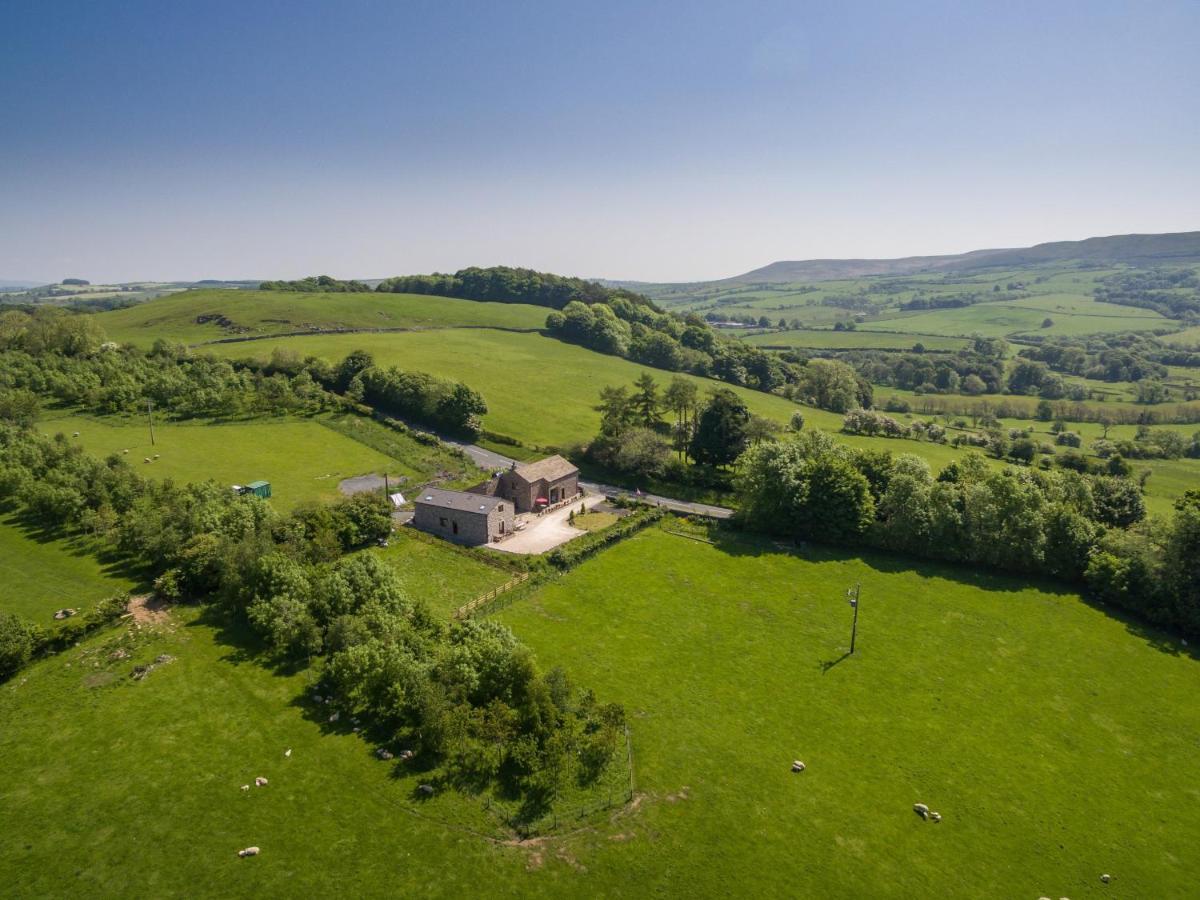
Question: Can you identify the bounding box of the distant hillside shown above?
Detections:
[730,231,1200,283]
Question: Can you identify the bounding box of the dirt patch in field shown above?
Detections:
[126,594,170,625]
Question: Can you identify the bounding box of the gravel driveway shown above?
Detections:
[490,492,607,554]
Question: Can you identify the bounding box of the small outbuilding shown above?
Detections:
[412,488,513,546]
[233,481,272,499]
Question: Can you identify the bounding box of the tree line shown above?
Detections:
[258,275,373,292]
[735,434,1199,637]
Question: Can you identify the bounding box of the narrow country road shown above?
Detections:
[443,437,734,520]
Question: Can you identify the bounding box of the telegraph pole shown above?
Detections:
[147,400,156,446]
[847,583,861,654]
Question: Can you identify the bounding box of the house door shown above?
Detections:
[499,520,505,534]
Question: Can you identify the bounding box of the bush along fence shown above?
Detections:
[544,506,667,571]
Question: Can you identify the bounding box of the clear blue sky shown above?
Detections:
[2,0,1198,283]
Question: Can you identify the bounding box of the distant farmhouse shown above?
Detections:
[411,455,581,546]
[470,455,579,513]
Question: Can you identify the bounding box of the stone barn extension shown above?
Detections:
[412,488,514,546]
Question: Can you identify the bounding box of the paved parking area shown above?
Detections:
[490,492,606,554]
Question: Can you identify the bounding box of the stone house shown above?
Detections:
[412,488,514,546]
[470,455,580,513]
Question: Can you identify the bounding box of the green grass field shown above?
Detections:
[871,302,1168,338]
[6,522,1196,896]
[95,288,549,347]
[372,528,515,619]
[39,413,422,513]
[1164,324,1200,347]
[655,264,1179,342]
[206,329,824,447]
[495,525,1200,897]
[743,330,971,351]
[0,516,136,623]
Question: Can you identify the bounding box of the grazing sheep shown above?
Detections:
[791,760,806,773]
[144,457,151,463]
[328,711,340,723]
[284,748,291,758]
[254,776,268,787]
[418,784,435,797]
[238,847,260,858]
[930,812,942,823]
[240,784,250,791]
[913,803,929,817]
[1100,874,1111,884]
[376,748,394,761]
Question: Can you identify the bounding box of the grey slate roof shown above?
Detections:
[415,487,503,514]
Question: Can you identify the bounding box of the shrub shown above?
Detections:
[0,614,41,680]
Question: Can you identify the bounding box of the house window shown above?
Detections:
[498,503,504,512]
[439,517,447,528]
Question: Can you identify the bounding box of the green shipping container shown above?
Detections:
[244,480,272,499]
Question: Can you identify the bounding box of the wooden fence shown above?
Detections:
[453,572,531,620]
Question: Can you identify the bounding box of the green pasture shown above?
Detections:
[1164,324,1200,347]
[743,329,970,351]
[38,413,408,514]
[0,607,599,898]
[0,517,135,623]
[202,329,1164,496]
[496,526,1200,897]
[371,528,514,619]
[207,329,815,449]
[871,303,1167,338]
[5,519,1197,896]
[95,289,548,347]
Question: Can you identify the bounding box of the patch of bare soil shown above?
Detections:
[126,594,170,625]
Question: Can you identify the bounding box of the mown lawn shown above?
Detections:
[38,413,417,514]
[0,516,136,623]
[495,526,1200,898]
[95,288,548,346]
